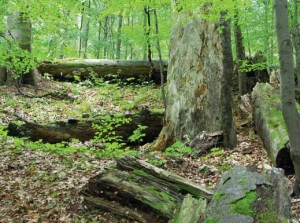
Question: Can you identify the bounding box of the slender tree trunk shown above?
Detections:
[97,21,101,59]
[154,9,167,111]
[143,13,147,60]
[82,0,91,59]
[292,0,300,87]
[103,16,109,59]
[77,2,84,58]
[116,13,123,59]
[275,0,300,195]
[233,10,247,95]
[220,13,237,148]
[144,6,154,70]
[108,16,116,59]
[0,66,6,85]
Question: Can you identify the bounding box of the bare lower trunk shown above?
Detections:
[5,11,38,87]
[0,66,6,85]
[219,13,237,148]
[234,10,247,95]
[275,0,300,195]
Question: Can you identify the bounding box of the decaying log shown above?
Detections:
[116,156,213,200]
[203,166,291,223]
[170,194,206,223]
[188,131,223,158]
[252,83,289,163]
[7,109,163,144]
[38,59,168,84]
[81,156,211,222]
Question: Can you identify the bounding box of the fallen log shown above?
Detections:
[7,109,164,144]
[81,156,210,222]
[38,59,168,84]
[116,156,213,200]
[202,166,291,222]
[252,83,290,164]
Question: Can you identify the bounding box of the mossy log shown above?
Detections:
[81,156,211,222]
[251,83,293,173]
[116,156,213,200]
[7,110,163,144]
[38,59,167,84]
[202,166,291,223]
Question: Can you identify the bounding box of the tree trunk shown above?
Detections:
[203,166,291,222]
[0,66,6,85]
[103,16,109,59]
[82,0,91,59]
[5,11,38,87]
[234,9,247,95]
[152,13,236,151]
[292,0,300,87]
[275,0,300,195]
[116,13,123,59]
[38,59,167,84]
[7,110,164,144]
[219,13,237,148]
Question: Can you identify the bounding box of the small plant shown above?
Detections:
[164,141,192,158]
[128,125,148,143]
[91,115,139,158]
[209,147,224,156]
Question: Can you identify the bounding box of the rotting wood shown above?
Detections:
[188,131,223,158]
[170,194,206,223]
[251,83,289,164]
[82,156,211,222]
[38,59,168,84]
[7,109,164,144]
[116,156,213,200]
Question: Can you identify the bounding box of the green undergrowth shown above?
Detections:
[0,78,164,159]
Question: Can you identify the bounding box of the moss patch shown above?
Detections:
[231,191,256,217]
[213,192,226,203]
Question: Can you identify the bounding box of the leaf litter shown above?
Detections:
[0,78,299,222]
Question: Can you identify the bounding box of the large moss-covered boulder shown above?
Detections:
[202,166,291,223]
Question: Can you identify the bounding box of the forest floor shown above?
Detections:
[0,77,299,223]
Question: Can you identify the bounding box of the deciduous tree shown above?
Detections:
[275,0,300,195]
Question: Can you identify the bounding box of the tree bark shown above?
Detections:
[152,13,235,151]
[82,156,211,222]
[233,9,247,95]
[203,166,291,222]
[7,110,164,144]
[292,0,300,87]
[219,12,237,148]
[275,0,300,195]
[170,194,206,223]
[252,83,289,163]
[116,13,123,59]
[116,156,213,200]
[4,11,38,87]
[38,59,167,84]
